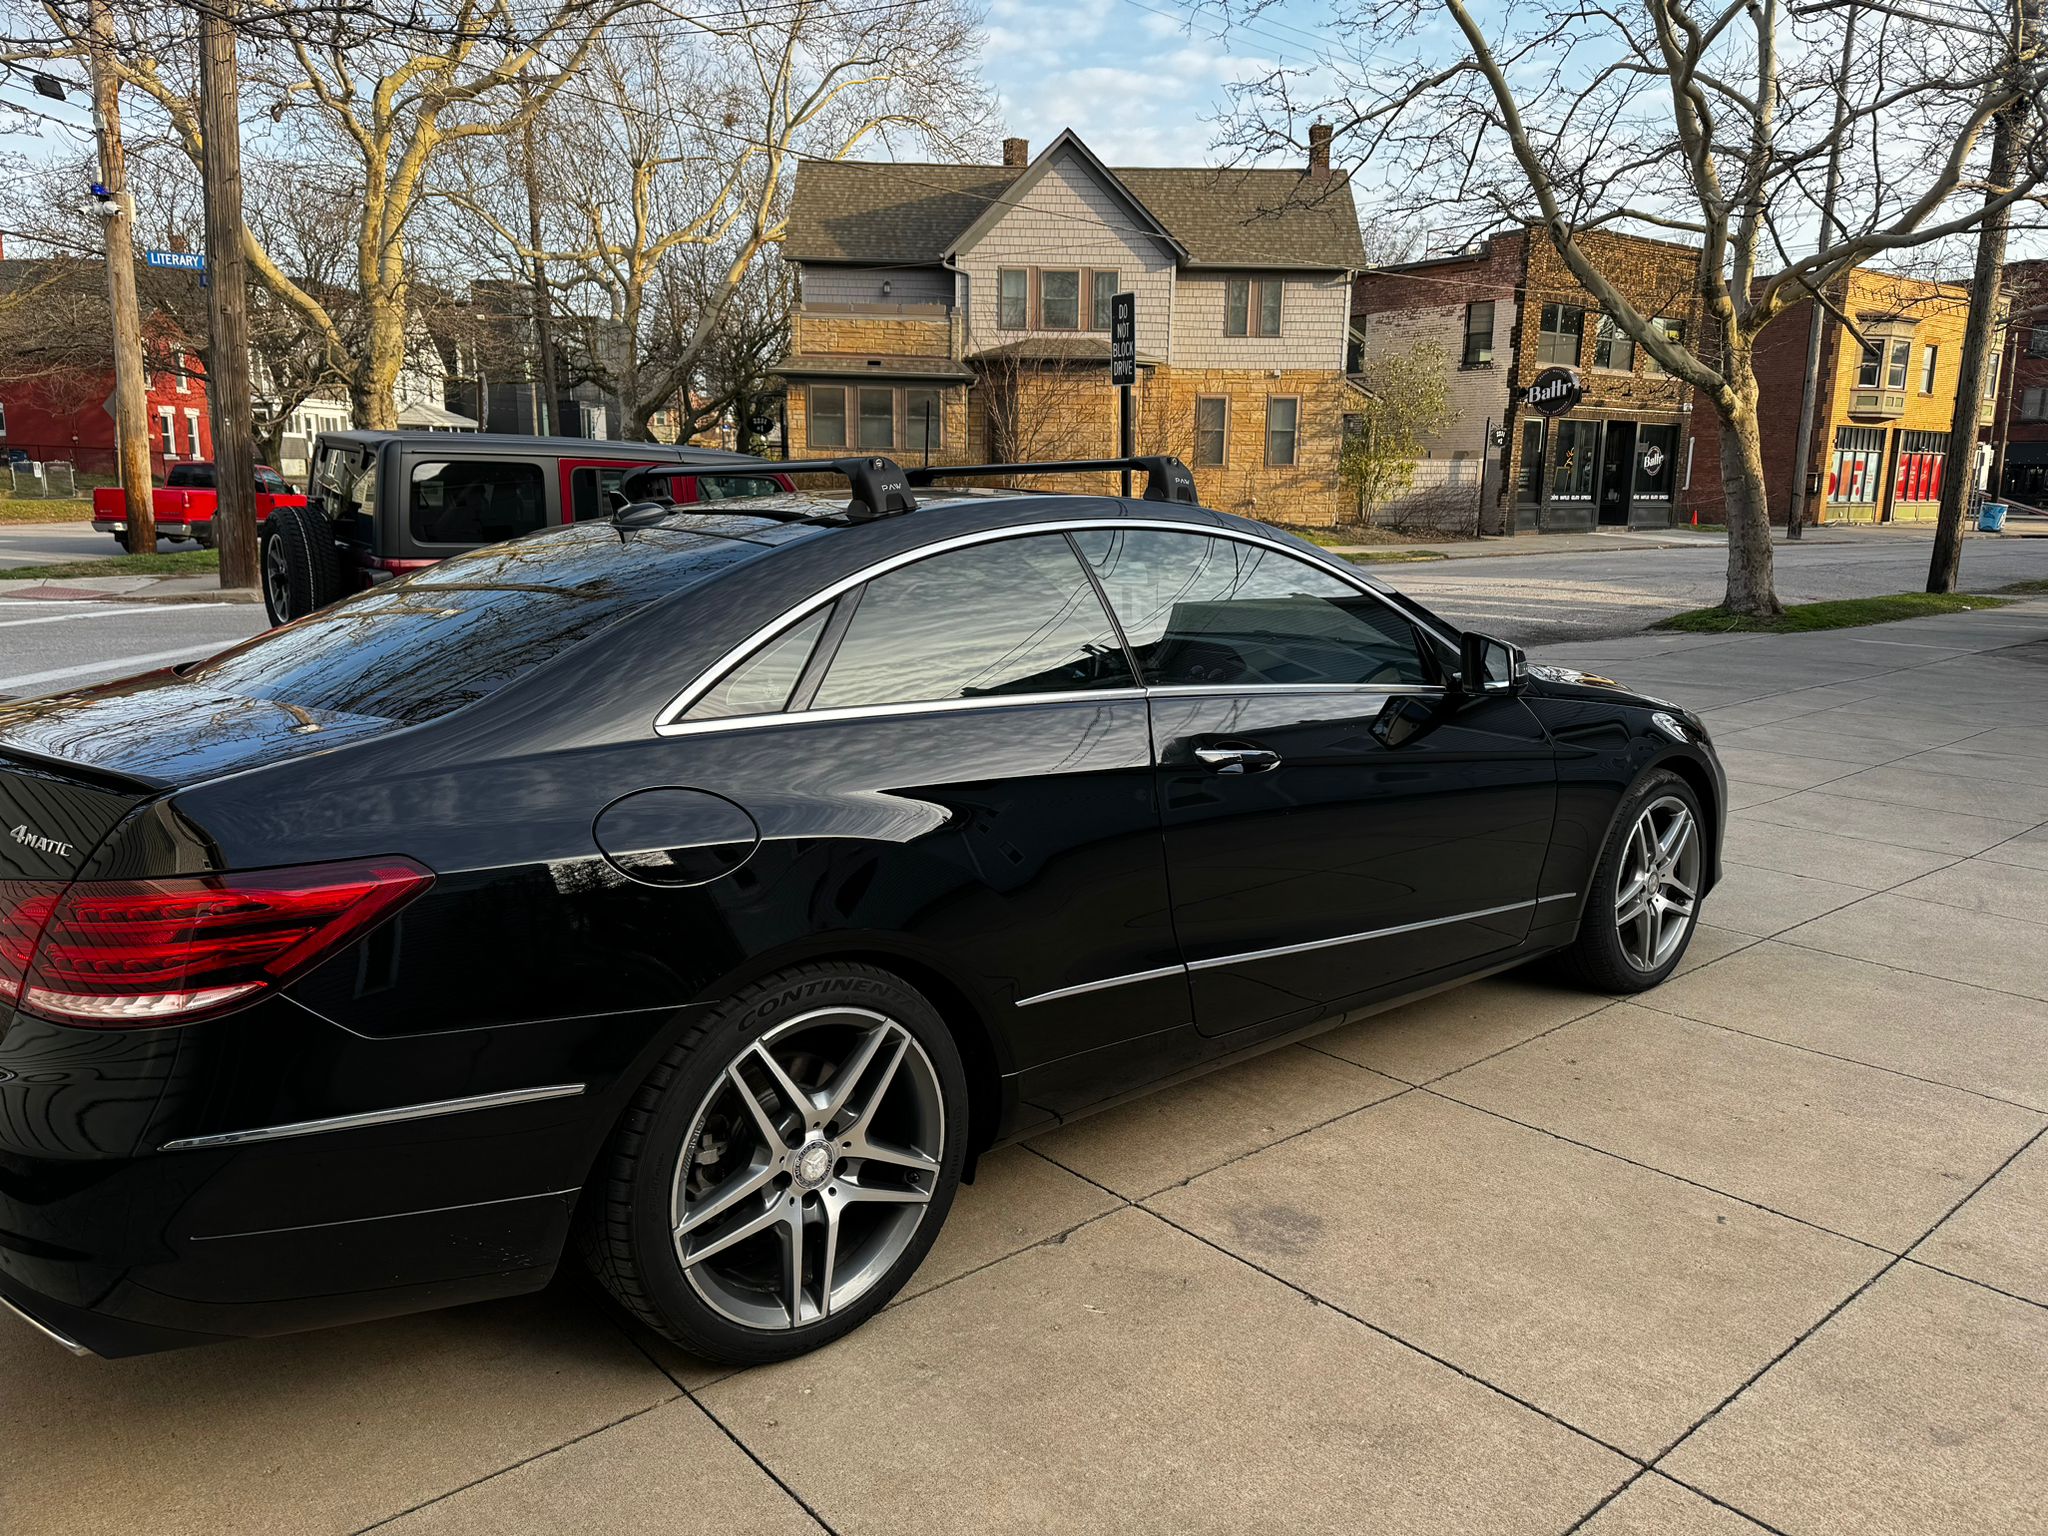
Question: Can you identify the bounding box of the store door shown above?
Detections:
[1598,422,1636,525]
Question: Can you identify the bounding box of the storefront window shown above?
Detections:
[1548,420,1599,501]
[1633,424,1678,500]
[1830,426,1887,503]
[1894,430,1946,504]
[1516,418,1545,502]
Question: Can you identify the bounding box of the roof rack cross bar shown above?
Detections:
[617,456,917,523]
[905,457,1198,504]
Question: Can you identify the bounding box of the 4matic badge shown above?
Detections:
[10,823,73,858]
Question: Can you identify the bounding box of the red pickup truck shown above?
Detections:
[91,462,307,547]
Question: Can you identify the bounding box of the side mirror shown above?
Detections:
[1458,631,1527,695]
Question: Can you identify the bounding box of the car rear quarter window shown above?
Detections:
[182,528,761,725]
[1075,528,1433,688]
[808,534,1133,709]
[411,458,548,545]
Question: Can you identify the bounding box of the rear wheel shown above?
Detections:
[579,963,967,1365]
[261,504,344,625]
[1559,770,1705,992]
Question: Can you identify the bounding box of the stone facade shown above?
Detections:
[780,134,1364,521]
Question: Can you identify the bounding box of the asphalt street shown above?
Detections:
[4,521,2048,698]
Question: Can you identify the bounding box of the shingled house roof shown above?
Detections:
[785,152,1367,271]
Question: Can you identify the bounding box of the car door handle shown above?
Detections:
[1194,744,1282,775]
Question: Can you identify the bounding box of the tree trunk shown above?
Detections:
[1714,358,1781,617]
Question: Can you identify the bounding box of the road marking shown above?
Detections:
[0,608,212,630]
[0,643,226,693]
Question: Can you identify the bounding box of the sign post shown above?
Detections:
[1110,292,1136,496]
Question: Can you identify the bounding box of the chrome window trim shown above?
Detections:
[658,687,1152,739]
[653,519,1457,737]
[159,1083,586,1152]
[1014,893,1580,1008]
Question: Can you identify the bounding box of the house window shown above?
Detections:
[174,354,189,393]
[905,388,943,452]
[1265,396,1299,466]
[185,409,202,457]
[858,387,895,450]
[1194,396,1228,466]
[1593,317,1635,372]
[1091,271,1119,331]
[808,384,847,448]
[1225,278,1283,337]
[1985,352,2003,400]
[1462,300,1495,366]
[1040,270,1081,330]
[1537,304,1584,366]
[2021,386,2048,420]
[0,401,7,436]
[998,269,1027,330]
[1921,345,1940,394]
[2026,327,2048,359]
[1857,343,1883,388]
[1886,338,1911,391]
[159,408,176,456]
[1645,318,1684,374]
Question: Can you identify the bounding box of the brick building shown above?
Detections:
[1750,267,1990,526]
[1356,228,1721,533]
[777,129,1368,520]
[1989,258,2048,506]
[0,257,214,478]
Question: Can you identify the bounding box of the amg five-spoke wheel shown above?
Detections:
[1613,794,1700,973]
[674,1010,944,1330]
[1559,768,1706,991]
[581,963,966,1365]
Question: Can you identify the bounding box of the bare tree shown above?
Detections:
[1220,0,2048,616]
[438,0,991,440]
[27,0,641,428]
[1340,341,1458,525]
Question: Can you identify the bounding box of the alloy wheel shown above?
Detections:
[262,537,292,619]
[671,1008,944,1330]
[1614,793,1700,972]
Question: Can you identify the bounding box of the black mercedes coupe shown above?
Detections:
[0,455,1722,1364]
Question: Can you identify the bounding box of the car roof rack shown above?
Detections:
[906,456,1198,505]
[617,456,917,523]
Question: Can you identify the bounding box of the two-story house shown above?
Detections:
[777,129,1368,520]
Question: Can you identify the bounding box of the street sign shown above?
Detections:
[1109,292,1136,387]
[1522,366,1581,417]
[144,249,205,271]
[749,415,774,435]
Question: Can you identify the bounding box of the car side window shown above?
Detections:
[684,608,831,721]
[808,534,1134,710]
[1075,528,1433,688]
[411,459,547,545]
[696,475,782,502]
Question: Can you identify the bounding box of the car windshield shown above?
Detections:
[183,525,764,724]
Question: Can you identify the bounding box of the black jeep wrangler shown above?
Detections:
[261,431,791,625]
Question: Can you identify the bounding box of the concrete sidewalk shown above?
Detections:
[5,602,2045,1536]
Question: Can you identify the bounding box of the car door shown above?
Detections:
[1077,526,1558,1041]
[652,528,1186,1110]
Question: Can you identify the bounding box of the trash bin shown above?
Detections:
[1978,502,2008,532]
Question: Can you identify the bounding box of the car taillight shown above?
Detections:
[2,857,431,1027]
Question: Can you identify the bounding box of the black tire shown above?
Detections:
[261,504,345,625]
[1558,769,1706,992]
[578,962,968,1366]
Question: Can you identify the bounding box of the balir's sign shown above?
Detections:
[1522,367,1582,417]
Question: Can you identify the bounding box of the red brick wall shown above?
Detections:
[0,360,211,479]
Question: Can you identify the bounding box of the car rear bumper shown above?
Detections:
[0,996,680,1357]
[93,518,192,538]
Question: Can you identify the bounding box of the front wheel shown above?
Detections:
[579,963,967,1365]
[1559,770,1706,992]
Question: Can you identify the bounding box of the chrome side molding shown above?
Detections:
[159,1083,587,1152]
[1,1291,90,1356]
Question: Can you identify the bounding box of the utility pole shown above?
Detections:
[521,94,562,436]
[1930,0,2039,592]
[86,0,155,554]
[200,0,257,591]
[1784,4,1858,544]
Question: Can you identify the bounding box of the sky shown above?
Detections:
[977,0,1338,167]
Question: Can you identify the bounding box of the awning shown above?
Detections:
[2001,441,2048,465]
[396,399,479,430]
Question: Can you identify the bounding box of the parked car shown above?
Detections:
[90,461,307,547]
[260,431,795,626]
[0,453,1723,1364]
